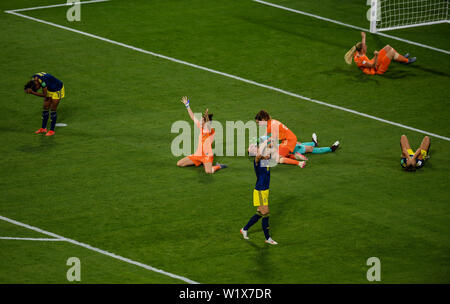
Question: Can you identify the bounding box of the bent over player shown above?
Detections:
[240,142,277,245]
[176,96,227,174]
[255,110,305,168]
[400,134,430,171]
[345,32,416,75]
[24,72,65,136]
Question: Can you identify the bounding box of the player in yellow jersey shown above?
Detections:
[24,72,65,136]
[400,135,430,171]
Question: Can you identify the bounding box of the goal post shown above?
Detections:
[370,0,449,33]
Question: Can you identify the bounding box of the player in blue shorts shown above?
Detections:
[24,72,65,136]
[240,141,278,245]
[400,135,430,171]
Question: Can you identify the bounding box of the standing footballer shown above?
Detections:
[24,72,65,136]
[240,141,278,245]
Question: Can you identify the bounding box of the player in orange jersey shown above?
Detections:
[254,110,305,168]
[345,31,416,75]
[176,96,227,174]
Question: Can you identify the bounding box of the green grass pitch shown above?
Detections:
[0,0,449,283]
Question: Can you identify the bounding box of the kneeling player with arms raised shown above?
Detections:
[24,72,65,136]
[176,96,227,174]
[240,141,277,245]
[400,134,430,171]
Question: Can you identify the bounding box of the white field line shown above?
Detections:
[5,0,110,13]
[252,0,450,55]
[5,0,450,141]
[0,215,199,284]
[0,236,64,241]
[5,9,449,142]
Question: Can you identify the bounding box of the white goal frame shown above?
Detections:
[370,0,450,33]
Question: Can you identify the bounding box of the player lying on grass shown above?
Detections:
[24,72,65,136]
[176,96,227,174]
[248,133,340,160]
[254,110,305,168]
[400,134,430,172]
[240,140,278,245]
[345,31,416,75]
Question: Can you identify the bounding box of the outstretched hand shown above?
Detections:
[181,96,189,105]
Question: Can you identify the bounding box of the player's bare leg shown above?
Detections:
[177,157,195,167]
[400,135,412,158]
[383,45,415,64]
[204,162,227,174]
[419,136,431,153]
[204,162,214,174]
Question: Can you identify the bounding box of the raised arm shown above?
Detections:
[202,108,212,132]
[181,96,203,129]
[361,31,366,51]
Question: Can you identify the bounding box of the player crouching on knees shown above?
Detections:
[241,140,277,245]
[345,31,416,75]
[400,135,430,172]
[176,96,227,174]
[24,72,65,136]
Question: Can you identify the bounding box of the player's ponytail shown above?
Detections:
[344,45,356,65]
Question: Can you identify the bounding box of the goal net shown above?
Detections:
[370,0,449,32]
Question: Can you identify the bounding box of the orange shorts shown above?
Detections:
[278,138,297,157]
[376,49,391,75]
[188,154,213,166]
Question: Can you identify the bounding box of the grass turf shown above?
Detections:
[0,0,449,283]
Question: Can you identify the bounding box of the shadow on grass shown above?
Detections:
[319,67,381,84]
[19,134,57,153]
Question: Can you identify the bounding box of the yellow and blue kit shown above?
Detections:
[401,148,427,169]
[253,159,270,206]
[33,72,65,100]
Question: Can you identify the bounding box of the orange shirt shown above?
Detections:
[266,119,296,141]
[354,52,376,75]
[194,120,215,157]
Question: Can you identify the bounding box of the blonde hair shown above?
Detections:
[344,42,363,65]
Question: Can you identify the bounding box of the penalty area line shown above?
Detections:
[5,0,111,13]
[4,7,450,141]
[0,236,65,241]
[0,215,200,284]
[252,0,450,55]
